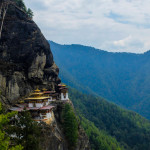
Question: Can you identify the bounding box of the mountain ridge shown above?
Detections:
[49,40,150,55]
[49,40,150,119]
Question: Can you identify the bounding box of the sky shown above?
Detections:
[25,0,150,53]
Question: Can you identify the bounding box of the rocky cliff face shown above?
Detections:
[0,3,60,104]
[0,2,90,150]
[41,101,90,150]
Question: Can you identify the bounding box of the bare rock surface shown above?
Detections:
[0,3,60,104]
[40,102,91,150]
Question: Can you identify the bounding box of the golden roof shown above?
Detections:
[25,97,50,100]
[25,88,52,101]
[30,92,44,95]
[42,88,47,91]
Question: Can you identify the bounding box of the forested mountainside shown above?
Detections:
[49,41,150,119]
[0,1,90,150]
[69,88,150,150]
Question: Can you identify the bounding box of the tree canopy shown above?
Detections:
[69,87,150,150]
[0,102,23,150]
[8,111,42,150]
[62,104,78,148]
[14,0,33,18]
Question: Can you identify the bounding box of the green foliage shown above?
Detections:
[80,115,122,150]
[14,0,27,11]
[26,8,33,18]
[9,111,41,150]
[69,88,150,150]
[9,145,23,150]
[62,104,78,148]
[0,102,23,150]
[0,130,9,150]
[14,0,34,18]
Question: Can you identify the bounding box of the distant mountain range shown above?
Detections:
[49,41,150,119]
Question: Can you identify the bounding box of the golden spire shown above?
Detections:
[34,88,40,92]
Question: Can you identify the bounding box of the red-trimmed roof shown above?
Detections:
[39,105,54,110]
[15,104,27,108]
[43,91,55,94]
[9,107,24,112]
[27,107,39,110]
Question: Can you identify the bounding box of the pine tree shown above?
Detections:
[27,8,33,18]
[63,104,78,148]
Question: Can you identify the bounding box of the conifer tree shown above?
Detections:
[63,104,78,148]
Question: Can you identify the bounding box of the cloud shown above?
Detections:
[101,35,145,53]
[24,0,150,53]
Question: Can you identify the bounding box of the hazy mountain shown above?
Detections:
[49,41,150,119]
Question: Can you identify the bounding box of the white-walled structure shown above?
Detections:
[9,84,70,124]
[10,89,55,124]
[58,84,69,101]
[61,92,69,100]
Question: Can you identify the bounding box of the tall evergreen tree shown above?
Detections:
[63,104,78,148]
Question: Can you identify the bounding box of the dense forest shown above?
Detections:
[79,115,122,150]
[69,88,150,150]
[49,41,150,119]
[62,104,78,148]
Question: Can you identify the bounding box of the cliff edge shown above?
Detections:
[0,1,60,104]
[0,1,90,150]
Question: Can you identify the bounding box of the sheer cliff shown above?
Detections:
[0,2,60,104]
[0,1,90,150]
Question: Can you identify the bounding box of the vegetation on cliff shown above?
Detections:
[0,89,41,150]
[13,0,33,18]
[62,104,78,148]
[8,111,42,150]
[69,88,150,150]
[0,1,90,150]
[0,102,23,150]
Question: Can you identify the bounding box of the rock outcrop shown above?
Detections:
[0,2,60,104]
[40,101,90,150]
[0,1,90,150]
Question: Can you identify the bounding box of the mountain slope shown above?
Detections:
[79,115,122,150]
[69,88,150,150]
[49,41,150,119]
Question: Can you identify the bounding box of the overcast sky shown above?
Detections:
[25,0,150,53]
